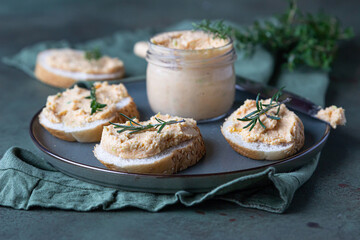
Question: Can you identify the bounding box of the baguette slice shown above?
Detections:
[133,41,149,59]
[35,49,125,88]
[39,82,139,142]
[221,97,305,161]
[94,135,205,174]
[221,117,304,160]
[93,114,206,174]
[39,98,139,142]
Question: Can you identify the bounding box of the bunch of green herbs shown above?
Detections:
[193,0,353,70]
[84,48,102,61]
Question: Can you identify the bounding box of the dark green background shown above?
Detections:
[1,0,359,239]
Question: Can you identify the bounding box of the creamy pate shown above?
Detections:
[41,82,129,128]
[316,105,346,129]
[45,49,123,74]
[227,99,303,145]
[100,114,200,159]
[151,31,229,50]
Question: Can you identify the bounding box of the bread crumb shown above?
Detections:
[316,105,346,129]
[133,41,149,58]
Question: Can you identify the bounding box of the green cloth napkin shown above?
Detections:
[0,20,329,213]
[0,147,320,213]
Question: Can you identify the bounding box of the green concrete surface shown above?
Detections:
[0,0,359,239]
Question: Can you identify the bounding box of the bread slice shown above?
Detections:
[133,41,149,58]
[221,117,304,160]
[35,49,125,88]
[94,135,205,174]
[93,114,206,174]
[39,97,139,142]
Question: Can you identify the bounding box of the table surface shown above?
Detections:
[1,0,359,239]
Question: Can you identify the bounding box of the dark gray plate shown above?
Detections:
[30,78,330,193]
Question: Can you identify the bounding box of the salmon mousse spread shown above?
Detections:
[146,31,236,121]
[39,82,139,142]
[36,48,124,80]
[99,114,202,159]
[93,114,206,174]
[150,31,229,50]
[316,105,346,129]
[221,98,305,160]
[40,82,131,127]
[224,99,304,146]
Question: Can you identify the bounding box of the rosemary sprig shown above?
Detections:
[238,87,291,131]
[193,0,353,70]
[85,84,107,115]
[84,48,102,61]
[110,113,185,134]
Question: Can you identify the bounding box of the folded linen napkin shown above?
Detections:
[0,20,328,213]
[0,147,320,213]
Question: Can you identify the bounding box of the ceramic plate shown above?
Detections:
[30,78,330,193]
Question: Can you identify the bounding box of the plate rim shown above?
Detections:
[29,81,331,179]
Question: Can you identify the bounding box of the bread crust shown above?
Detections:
[34,63,125,88]
[95,134,206,174]
[116,99,140,122]
[39,97,140,143]
[133,41,149,59]
[221,115,305,160]
[41,117,114,142]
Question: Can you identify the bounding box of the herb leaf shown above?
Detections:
[237,87,291,131]
[110,114,185,134]
[258,118,266,129]
[193,0,353,70]
[85,48,102,61]
[193,20,232,40]
[85,83,107,115]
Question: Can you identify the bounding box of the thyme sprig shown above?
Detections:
[193,20,232,40]
[110,113,185,134]
[84,48,102,61]
[238,87,291,131]
[85,84,107,115]
[193,0,353,70]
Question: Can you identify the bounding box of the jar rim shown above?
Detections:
[147,30,234,53]
[146,30,237,67]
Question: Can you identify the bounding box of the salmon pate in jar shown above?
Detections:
[146,31,237,121]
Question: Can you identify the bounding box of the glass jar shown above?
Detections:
[146,31,237,121]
